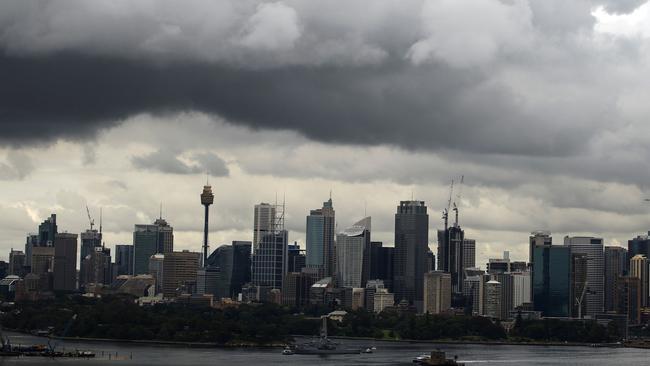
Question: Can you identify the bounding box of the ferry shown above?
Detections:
[412,350,464,365]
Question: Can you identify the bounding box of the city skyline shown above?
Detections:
[3,1,650,270]
[2,191,647,272]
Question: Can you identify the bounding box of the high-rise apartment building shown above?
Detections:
[53,233,77,292]
[336,217,371,288]
[604,246,627,312]
[394,201,428,311]
[484,280,502,319]
[564,236,604,317]
[305,198,335,278]
[423,271,451,314]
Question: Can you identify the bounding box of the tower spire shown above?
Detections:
[200,181,215,267]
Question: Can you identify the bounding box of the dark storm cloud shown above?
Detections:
[131,149,229,176]
[0,51,612,156]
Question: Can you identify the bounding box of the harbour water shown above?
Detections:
[2,332,648,365]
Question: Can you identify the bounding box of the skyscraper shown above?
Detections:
[532,244,571,317]
[305,198,335,278]
[200,183,214,266]
[484,280,502,319]
[251,230,288,290]
[564,236,605,317]
[336,217,371,288]
[53,233,77,292]
[463,239,476,270]
[529,231,552,301]
[115,244,134,275]
[253,203,276,251]
[287,243,306,273]
[394,200,428,310]
[79,229,102,288]
[24,234,38,268]
[162,251,201,298]
[437,224,464,295]
[153,217,174,253]
[369,242,394,292]
[8,250,25,277]
[529,231,552,264]
[133,218,174,275]
[491,272,513,320]
[628,232,650,262]
[604,246,627,312]
[82,247,112,286]
[205,241,252,299]
[571,253,588,318]
[38,214,57,246]
[630,254,649,307]
[617,276,641,325]
[423,271,451,314]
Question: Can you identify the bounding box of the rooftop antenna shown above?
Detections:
[159,201,163,220]
[99,207,103,234]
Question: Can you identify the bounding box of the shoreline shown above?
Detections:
[8,330,632,350]
[325,335,623,348]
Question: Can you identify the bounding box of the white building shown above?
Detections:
[336,217,371,288]
[423,271,451,314]
[512,271,531,308]
[373,288,394,313]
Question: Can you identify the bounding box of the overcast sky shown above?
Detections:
[1,0,650,266]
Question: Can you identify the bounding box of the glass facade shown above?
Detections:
[533,245,571,317]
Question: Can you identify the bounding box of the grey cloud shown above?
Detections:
[0,151,34,180]
[131,149,229,176]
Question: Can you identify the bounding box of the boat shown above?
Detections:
[362,347,373,354]
[292,316,363,355]
[412,350,464,365]
[282,347,295,355]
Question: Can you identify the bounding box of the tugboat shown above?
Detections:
[290,316,362,355]
[412,350,464,365]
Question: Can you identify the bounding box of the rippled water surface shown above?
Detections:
[1,333,647,365]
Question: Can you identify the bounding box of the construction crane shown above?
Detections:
[453,175,464,227]
[442,179,454,231]
[85,205,95,231]
[48,314,77,354]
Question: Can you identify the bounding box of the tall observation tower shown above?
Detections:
[200,182,214,267]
